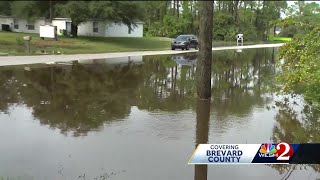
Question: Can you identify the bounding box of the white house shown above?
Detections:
[52,18,144,37]
[0,15,48,34]
[52,18,72,36]
[0,15,144,38]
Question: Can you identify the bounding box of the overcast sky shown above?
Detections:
[287,1,320,5]
[281,1,320,18]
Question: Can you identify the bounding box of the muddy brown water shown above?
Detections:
[0,48,319,180]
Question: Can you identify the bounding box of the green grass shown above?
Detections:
[0,31,172,56]
[268,35,292,42]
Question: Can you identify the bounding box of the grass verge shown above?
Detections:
[0,31,172,56]
[268,36,292,42]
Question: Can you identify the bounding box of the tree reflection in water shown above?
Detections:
[6,61,144,136]
[0,48,277,137]
[0,69,20,113]
[270,96,320,179]
[2,48,320,178]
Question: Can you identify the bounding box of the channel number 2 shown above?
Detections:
[276,142,291,161]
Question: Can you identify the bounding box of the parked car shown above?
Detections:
[171,34,199,50]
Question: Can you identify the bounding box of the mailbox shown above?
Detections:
[23,36,32,41]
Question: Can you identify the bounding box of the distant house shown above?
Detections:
[0,15,48,34]
[0,15,144,38]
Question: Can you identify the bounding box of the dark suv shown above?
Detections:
[171,34,199,50]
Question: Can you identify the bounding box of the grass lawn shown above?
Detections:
[268,35,292,42]
[0,31,172,56]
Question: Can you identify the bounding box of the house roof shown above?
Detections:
[85,19,144,24]
[52,17,72,21]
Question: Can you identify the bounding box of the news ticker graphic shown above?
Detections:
[188,143,320,164]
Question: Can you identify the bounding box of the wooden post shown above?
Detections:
[27,41,30,53]
[196,1,213,99]
[23,36,32,54]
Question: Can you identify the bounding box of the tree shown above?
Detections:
[10,1,56,21]
[141,1,289,41]
[55,1,144,37]
[0,1,12,16]
[89,1,144,31]
[196,1,213,99]
[277,27,320,104]
[10,1,42,21]
[276,2,320,105]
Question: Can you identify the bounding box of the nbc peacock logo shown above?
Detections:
[258,144,277,158]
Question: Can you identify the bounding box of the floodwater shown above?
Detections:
[0,48,320,180]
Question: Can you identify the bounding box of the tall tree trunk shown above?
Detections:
[196,1,213,99]
[173,0,176,16]
[176,0,179,18]
[49,0,52,23]
[194,99,210,180]
[234,0,239,23]
[191,1,194,33]
[164,1,168,16]
[71,23,78,37]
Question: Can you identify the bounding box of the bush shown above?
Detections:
[277,27,320,104]
[279,25,299,38]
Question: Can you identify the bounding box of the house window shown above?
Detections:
[27,21,34,30]
[13,19,19,29]
[93,21,98,32]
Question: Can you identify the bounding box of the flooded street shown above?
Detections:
[0,48,320,180]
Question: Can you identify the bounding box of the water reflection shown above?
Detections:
[270,95,320,178]
[194,100,210,180]
[172,53,197,66]
[0,48,277,136]
[0,61,144,136]
[0,69,19,113]
[1,48,319,179]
